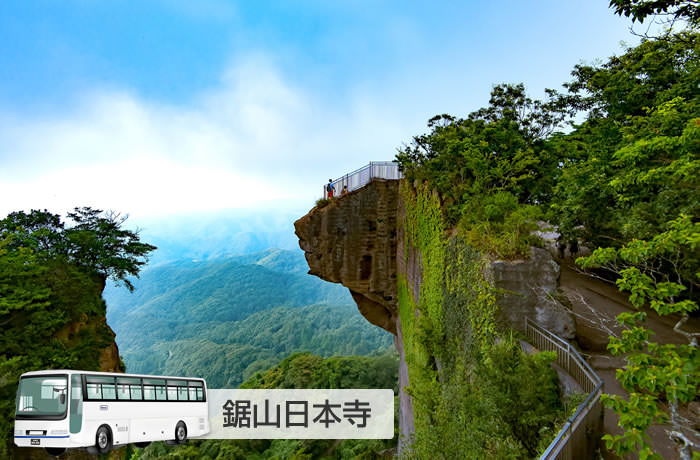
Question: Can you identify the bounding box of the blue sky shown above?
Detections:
[0,1,639,220]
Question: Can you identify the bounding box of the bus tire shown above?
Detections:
[45,447,66,457]
[134,441,151,448]
[95,425,112,454]
[175,421,187,444]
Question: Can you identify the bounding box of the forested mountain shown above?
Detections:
[104,249,394,387]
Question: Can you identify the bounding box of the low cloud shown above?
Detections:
[0,55,415,219]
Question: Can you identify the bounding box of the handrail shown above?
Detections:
[322,161,403,198]
[525,318,604,460]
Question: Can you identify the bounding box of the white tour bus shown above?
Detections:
[14,369,209,456]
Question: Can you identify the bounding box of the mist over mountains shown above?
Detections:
[125,209,306,266]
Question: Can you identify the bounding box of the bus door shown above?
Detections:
[69,375,82,434]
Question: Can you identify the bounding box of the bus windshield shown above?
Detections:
[15,375,68,420]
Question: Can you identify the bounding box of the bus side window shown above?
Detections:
[86,376,116,400]
[168,380,187,401]
[102,380,116,400]
[117,377,141,400]
[116,383,130,400]
[143,385,155,401]
[143,379,166,400]
[130,382,143,400]
[167,380,187,401]
[166,383,177,401]
[189,381,204,401]
[86,383,101,400]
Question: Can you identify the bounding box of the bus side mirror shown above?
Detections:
[60,394,65,405]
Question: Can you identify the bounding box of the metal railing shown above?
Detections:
[525,318,604,460]
[323,161,403,198]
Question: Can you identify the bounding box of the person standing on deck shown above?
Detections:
[326,179,335,198]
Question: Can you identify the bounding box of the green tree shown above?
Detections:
[550,32,699,248]
[0,208,157,291]
[63,207,157,291]
[609,0,700,29]
[396,84,566,257]
[578,215,699,459]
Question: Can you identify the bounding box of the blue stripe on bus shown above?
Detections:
[15,435,70,438]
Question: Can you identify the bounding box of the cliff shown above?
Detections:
[11,274,123,460]
[295,180,400,335]
[295,180,576,454]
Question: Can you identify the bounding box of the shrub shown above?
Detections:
[315,197,331,208]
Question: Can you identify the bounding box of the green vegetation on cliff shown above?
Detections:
[131,352,399,460]
[0,208,155,457]
[397,31,699,262]
[398,183,566,458]
[396,23,699,459]
[396,83,558,259]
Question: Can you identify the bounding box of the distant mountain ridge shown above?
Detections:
[104,248,393,387]
[106,248,349,337]
[128,211,304,266]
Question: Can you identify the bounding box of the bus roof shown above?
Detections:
[19,369,206,383]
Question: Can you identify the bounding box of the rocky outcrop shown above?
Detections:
[295,180,410,448]
[294,180,400,334]
[489,247,576,339]
[54,316,123,373]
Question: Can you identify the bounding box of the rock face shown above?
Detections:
[54,316,123,374]
[294,180,411,449]
[489,247,576,339]
[294,180,400,334]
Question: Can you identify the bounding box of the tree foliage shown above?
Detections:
[609,0,700,28]
[0,207,157,291]
[550,32,699,249]
[396,83,566,258]
[579,215,699,459]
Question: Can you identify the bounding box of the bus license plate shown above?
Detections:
[30,439,40,445]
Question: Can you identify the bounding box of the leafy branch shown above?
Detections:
[578,214,699,459]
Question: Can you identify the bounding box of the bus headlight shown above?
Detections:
[50,429,68,435]
[14,429,22,436]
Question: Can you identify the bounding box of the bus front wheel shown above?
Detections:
[175,421,187,444]
[95,425,112,454]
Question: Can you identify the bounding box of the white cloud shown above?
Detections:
[0,55,417,219]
